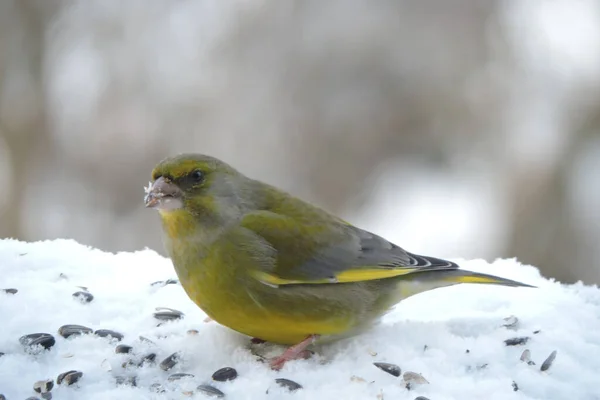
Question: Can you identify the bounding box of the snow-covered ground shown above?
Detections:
[1,239,599,400]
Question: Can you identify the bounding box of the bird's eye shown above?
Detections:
[191,170,204,182]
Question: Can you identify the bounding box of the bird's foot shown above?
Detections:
[268,334,320,371]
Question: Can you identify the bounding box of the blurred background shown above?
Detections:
[1,0,599,285]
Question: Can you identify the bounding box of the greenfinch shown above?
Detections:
[144,153,533,370]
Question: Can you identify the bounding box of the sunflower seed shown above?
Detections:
[160,352,180,371]
[520,349,531,363]
[56,370,83,386]
[153,307,185,321]
[403,371,429,389]
[19,333,56,350]
[115,375,137,387]
[138,352,157,366]
[25,397,41,400]
[168,373,195,381]
[33,379,54,393]
[150,383,166,393]
[115,344,133,354]
[504,337,529,346]
[415,397,430,400]
[2,288,17,294]
[72,291,94,303]
[196,384,225,398]
[503,315,519,329]
[275,378,303,391]
[187,329,199,335]
[151,279,179,287]
[94,329,124,341]
[58,324,93,338]
[212,367,237,382]
[540,350,557,372]
[512,381,519,391]
[373,362,401,377]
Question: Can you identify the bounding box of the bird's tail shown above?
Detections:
[410,268,535,288]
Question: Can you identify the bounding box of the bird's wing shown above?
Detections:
[240,210,458,287]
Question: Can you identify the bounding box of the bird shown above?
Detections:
[144,153,534,370]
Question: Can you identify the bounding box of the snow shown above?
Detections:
[1,239,599,400]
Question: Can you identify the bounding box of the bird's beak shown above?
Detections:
[144,176,183,210]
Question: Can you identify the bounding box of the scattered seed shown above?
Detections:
[476,363,488,370]
[25,397,41,400]
[20,333,56,350]
[160,352,180,371]
[540,350,557,372]
[183,391,194,396]
[504,337,529,346]
[58,324,93,338]
[415,397,430,400]
[520,349,531,363]
[150,383,166,393]
[512,381,519,391]
[423,345,428,352]
[41,393,52,400]
[533,330,541,334]
[56,370,83,386]
[368,348,378,356]
[151,278,179,287]
[403,371,429,389]
[373,362,401,377]
[0,352,4,357]
[0,395,5,400]
[465,349,470,353]
[59,273,68,280]
[94,329,124,341]
[212,367,238,382]
[115,344,133,354]
[139,336,155,345]
[187,329,199,335]
[204,316,213,323]
[153,307,185,321]
[503,315,519,329]
[168,373,195,381]
[115,375,137,387]
[196,384,225,398]
[138,352,157,366]
[33,379,54,393]
[350,375,367,383]
[72,291,94,303]
[275,378,303,392]
[2,288,18,294]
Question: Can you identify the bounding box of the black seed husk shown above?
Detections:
[58,324,93,338]
[373,362,401,377]
[138,352,157,366]
[41,393,52,400]
[94,329,124,341]
[414,397,430,400]
[196,384,225,398]
[19,333,56,350]
[115,344,133,354]
[168,373,195,381]
[2,288,18,294]
[504,337,529,346]
[512,381,519,391]
[275,378,303,391]
[153,308,185,321]
[33,379,54,393]
[212,367,237,382]
[159,352,180,371]
[115,375,137,387]
[541,350,557,371]
[25,397,41,400]
[72,291,94,303]
[57,370,83,386]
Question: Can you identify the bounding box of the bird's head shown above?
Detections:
[145,153,252,225]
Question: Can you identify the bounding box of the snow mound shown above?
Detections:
[1,239,599,400]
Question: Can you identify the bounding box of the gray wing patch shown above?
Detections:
[288,226,458,282]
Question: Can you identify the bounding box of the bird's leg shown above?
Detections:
[269,334,320,371]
